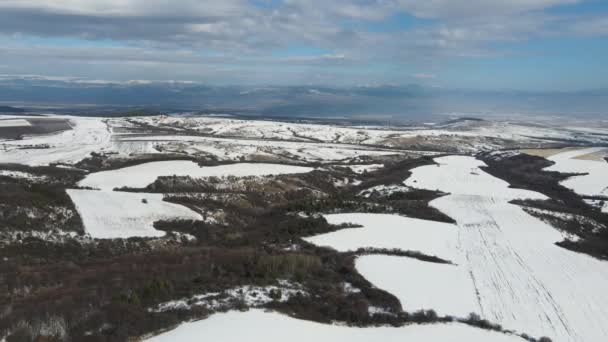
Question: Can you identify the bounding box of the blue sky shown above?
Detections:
[0,0,607,90]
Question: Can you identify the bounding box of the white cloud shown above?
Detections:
[413,73,435,79]
[569,15,608,36]
[394,0,582,18]
[0,0,249,17]
[0,0,603,86]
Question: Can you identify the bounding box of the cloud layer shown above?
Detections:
[0,0,606,88]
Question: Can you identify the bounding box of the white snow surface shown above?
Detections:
[70,161,313,238]
[405,155,547,200]
[146,309,523,342]
[117,134,403,162]
[67,190,202,239]
[304,213,459,262]
[357,184,411,198]
[0,116,111,166]
[357,255,480,317]
[78,161,313,191]
[404,155,608,342]
[0,119,31,127]
[345,164,385,174]
[545,147,608,198]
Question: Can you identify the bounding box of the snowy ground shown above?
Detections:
[78,161,313,191]
[67,190,202,239]
[0,116,111,166]
[70,161,314,239]
[146,309,524,342]
[304,213,459,262]
[2,115,604,167]
[545,147,608,201]
[4,114,608,339]
[116,134,406,162]
[128,115,608,152]
[304,156,608,341]
[404,155,608,342]
[357,255,480,317]
[357,184,411,198]
[0,119,31,127]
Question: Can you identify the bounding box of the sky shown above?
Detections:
[0,0,607,91]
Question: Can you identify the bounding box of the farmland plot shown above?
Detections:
[304,213,459,262]
[356,255,480,317]
[405,156,608,342]
[0,116,111,166]
[78,161,313,191]
[67,189,201,239]
[69,161,313,238]
[545,147,608,198]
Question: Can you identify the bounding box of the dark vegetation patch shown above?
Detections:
[73,152,211,173]
[350,248,453,264]
[479,152,608,260]
[0,165,85,234]
[0,118,72,140]
[75,150,323,175]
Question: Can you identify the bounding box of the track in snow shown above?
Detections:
[406,156,608,342]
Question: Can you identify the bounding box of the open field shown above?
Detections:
[146,309,524,342]
[545,147,608,198]
[78,161,314,191]
[0,117,73,140]
[304,213,459,262]
[0,119,31,128]
[356,255,480,318]
[67,189,202,239]
[405,155,608,342]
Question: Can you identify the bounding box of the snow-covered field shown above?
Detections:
[5,114,608,340]
[304,213,459,262]
[70,161,314,238]
[404,155,608,342]
[116,134,405,162]
[0,116,111,166]
[146,309,523,342]
[78,161,313,191]
[304,156,608,341]
[128,116,608,152]
[545,147,608,199]
[67,189,202,239]
[406,156,547,200]
[129,116,479,145]
[0,119,31,127]
[357,255,480,317]
[3,114,605,167]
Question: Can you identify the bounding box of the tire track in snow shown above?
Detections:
[406,156,608,342]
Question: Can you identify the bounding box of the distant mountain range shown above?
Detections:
[0,105,26,113]
[0,76,606,120]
